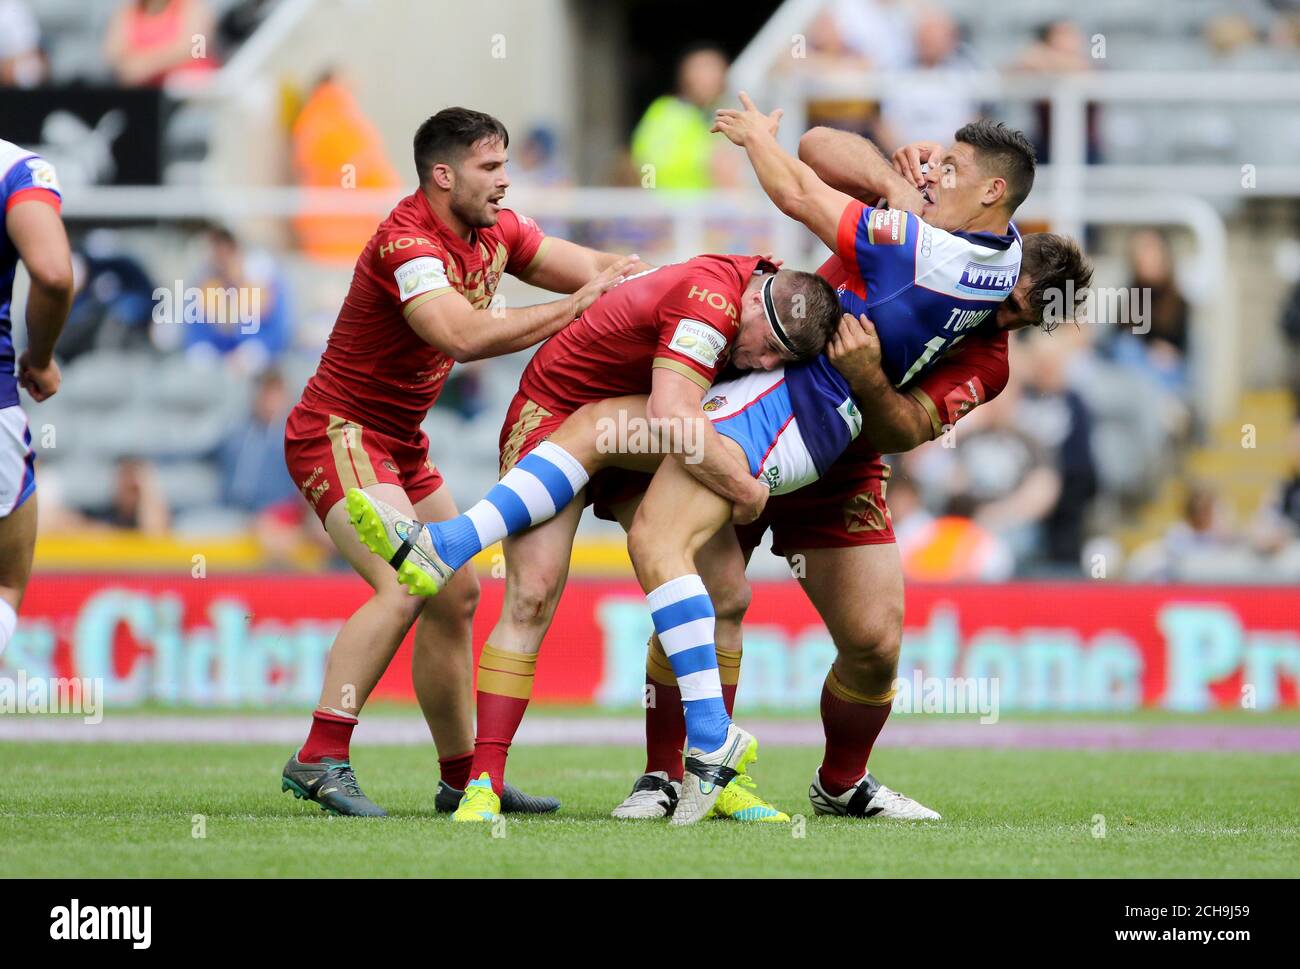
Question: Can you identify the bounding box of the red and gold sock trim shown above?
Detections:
[477,643,538,701]
[825,667,896,706]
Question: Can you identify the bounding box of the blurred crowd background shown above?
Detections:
[4,0,1300,582]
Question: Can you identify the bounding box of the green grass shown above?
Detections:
[3,740,1299,877]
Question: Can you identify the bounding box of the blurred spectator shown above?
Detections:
[60,233,158,362]
[1014,329,1098,570]
[216,369,298,514]
[1011,19,1102,164]
[0,0,46,87]
[178,225,293,373]
[1203,13,1261,64]
[1251,419,1300,552]
[292,70,401,263]
[805,0,914,71]
[630,43,741,189]
[89,458,172,535]
[1110,229,1191,394]
[515,126,572,189]
[891,473,1015,581]
[104,0,220,87]
[910,381,1062,570]
[1129,482,1246,580]
[1278,269,1300,403]
[878,7,985,151]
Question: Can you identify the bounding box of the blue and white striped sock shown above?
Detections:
[646,574,730,754]
[425,441,589,570]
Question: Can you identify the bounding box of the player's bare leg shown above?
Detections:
[625,449,765,825]
[795,543,939,820]
[448,493,587,820]
[346,396,662,596]
[283,483,427,816]
[611,496,783,820]
[408,484,478,789]
[0,493,38,658]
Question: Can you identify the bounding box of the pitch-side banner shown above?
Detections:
[7,575,1299,711]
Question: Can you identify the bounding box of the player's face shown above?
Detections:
[920,142,993,231]
[995,273,1035,331]
[450,138,511,229]
[732,287,792,371]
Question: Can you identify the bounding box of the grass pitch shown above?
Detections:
[3,737,1298,878]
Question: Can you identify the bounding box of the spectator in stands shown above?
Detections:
[91,457,172,535]
[1111,229,1191,394]
[1278,268,1300,402]
[1015,328,1098,571]
[104,0,220,87]
[0,0,46,87]
[878,7,984,151]
[802,0,914,72]
[1011,19,1102,164]
[630,42,742,189]
[181,224,292,373]
[890,472,1015,581]
[1128,482,1245,581]
[217,369,298,514]
[60,233,158,361]
[910,380,1063,571]
[291,69,401,263]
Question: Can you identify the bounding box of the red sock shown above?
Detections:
[819,668,894,796]
[470,644,537,795]
[299,709,358,763]
[439,750,474,791]
[644,637,685,782]
[717,645,741,717]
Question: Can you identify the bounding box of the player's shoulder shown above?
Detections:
[0,139,60,197]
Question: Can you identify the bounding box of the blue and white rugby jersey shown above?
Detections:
[0,139,63,409]
[785,201,1022,473]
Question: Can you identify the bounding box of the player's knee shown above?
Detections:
[422,571,480,628]
[836,605,902,684]
[378,585,424,627]
[504,573,561,630]
[710,576,752,627]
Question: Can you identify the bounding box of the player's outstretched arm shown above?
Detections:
[646,367,768,524]
[712,93,850,252]
[798,127,926,213]
[406,254,638,362]
[827,313,933,454]
[7,198,73,402]
[517,236,651,294]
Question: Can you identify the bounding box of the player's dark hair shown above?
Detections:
[773,270,841,359]
[955,119,1037,213]
[1021,232,1093,333]
[414,108,509,184]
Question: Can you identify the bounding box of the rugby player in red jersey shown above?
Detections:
[280,107,640,817]
[345,253,842,820]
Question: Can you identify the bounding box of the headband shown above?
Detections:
[761,274,797,355]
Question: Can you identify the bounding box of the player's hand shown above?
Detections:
[731,475,769,525]
[892,141,944,190]
[759,252,785,269]
[571,254,639,316]
[18,351,61,402]
[827,313,885,387]
[711,92,783,147]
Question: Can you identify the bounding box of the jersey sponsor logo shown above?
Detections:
[378,236,435,259]
[867,208,907,246]
[942,377,984,424]
[685,285,738,320]
[843,489,890,533]
[702,394,727,412]
[762,464,782,491]
[25,157,59,192]
[669,318,728,368]
[956,262,1018,297]
[835,397,863,439]
[394,256,449,302]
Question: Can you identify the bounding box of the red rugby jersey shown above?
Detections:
[300,190,546,437]
[518,254,773,407]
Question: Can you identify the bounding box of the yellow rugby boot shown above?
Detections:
[452,773,501,822]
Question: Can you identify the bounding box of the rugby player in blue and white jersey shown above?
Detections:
[0,139,73,658]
